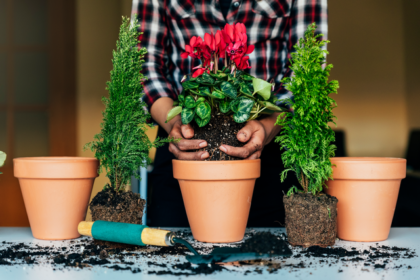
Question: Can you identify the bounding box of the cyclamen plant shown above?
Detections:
[166,23,286,127]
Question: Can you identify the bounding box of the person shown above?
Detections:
[132,0,328,227]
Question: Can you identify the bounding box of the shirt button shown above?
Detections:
[233,2,240,8]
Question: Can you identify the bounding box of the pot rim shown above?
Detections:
[14,157,98,163]
[172,159,260,164]
[330,157,406,163]
[172,159,261,180]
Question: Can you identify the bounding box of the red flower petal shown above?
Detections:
[190,36,196,47]
[246,45,254,54]
[181,52,189,59]
[225,24,234,41]
[192,68,205,78]
[185,45,192,52]
[204,33,211,45]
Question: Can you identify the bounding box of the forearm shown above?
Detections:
[260,113,282,146]
[150,97,180,134]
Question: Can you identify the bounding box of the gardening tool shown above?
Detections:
[78,221,293,264]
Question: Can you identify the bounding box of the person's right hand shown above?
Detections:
[168,119,209,160]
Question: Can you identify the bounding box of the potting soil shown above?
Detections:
[0,230,416,276]
[192,114,246,161]
[283,193,338,247]
[90,189,146,224]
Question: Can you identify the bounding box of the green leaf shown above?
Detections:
[211,90,225,99]
[219,100,230,113]
[252,78,271,100]
[181,108,195,124]
[194,114,211,127]
[220,81,237,99]
[258,101,284,112]
[196,72,215,85]
[237,98,254,115]
[195,102,211,119]
[198,87,211,97]
[240,83,254,98]
[242,74,253,81]
[230,99,240,113]
[182,81,199,90]
[0,151,6,167]
[196,97,206,103]
[178,95,185,105]
[166,106,182,123]
[209,72,227,79]
[184,96,196,108]
[233,111,250,123]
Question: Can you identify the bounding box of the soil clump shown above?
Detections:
[90,189,146,224]
[240,232,289,255]
[192,114,246,161]
[284,193,338,247]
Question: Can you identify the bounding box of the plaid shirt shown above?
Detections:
[132,0,328,110]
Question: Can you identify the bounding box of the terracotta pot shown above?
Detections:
[14,157,99,240]
[173,159,260,243]
[325,157,406,242]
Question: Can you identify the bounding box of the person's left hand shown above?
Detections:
[219,113,282,160]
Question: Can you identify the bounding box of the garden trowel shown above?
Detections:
[78,221,292,264]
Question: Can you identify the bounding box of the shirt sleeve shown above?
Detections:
[276,0,328,104]
[132,0,178,111]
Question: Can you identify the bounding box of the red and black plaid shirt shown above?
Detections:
[132,0,328,110]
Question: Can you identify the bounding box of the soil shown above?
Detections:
[283,193,338,247]
[0,230,416,275]
[240,232,289,255]
[90,189,146,224]
[192,114,246,161]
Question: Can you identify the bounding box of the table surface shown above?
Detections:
[0,227,418,280]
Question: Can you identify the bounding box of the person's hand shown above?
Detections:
[168,118,209,160]
[219,113,282,160]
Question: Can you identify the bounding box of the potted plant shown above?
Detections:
[167,23,286,243]
[86,17,168,225]
[275,23,339,247]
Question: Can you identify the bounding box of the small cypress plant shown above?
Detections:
[86,17,168,192]
[275,23,339,195]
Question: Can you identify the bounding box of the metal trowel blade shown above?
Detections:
[186,246,293,264]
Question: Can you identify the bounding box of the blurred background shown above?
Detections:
[0,0,419,226]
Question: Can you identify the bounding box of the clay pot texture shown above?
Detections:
[14,157,99,240]
[325,157,406,242]
[173,159,260,243]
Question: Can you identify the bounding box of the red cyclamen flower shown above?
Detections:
[181,36,203,59]
[235,56,251,70]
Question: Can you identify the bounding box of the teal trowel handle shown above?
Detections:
[78,221,174,246]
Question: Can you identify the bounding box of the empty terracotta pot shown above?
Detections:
[325,157,406,242]
[173,159,260,243]
[14,157,99,240]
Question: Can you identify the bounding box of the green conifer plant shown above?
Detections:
[86,17,168,192]
[275,23,339,195]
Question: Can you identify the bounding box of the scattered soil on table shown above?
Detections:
[90,189,145,224]
[283,193,338,247]
[192,114,246,161]
[240,232,290,255]
[0,231,417,276]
